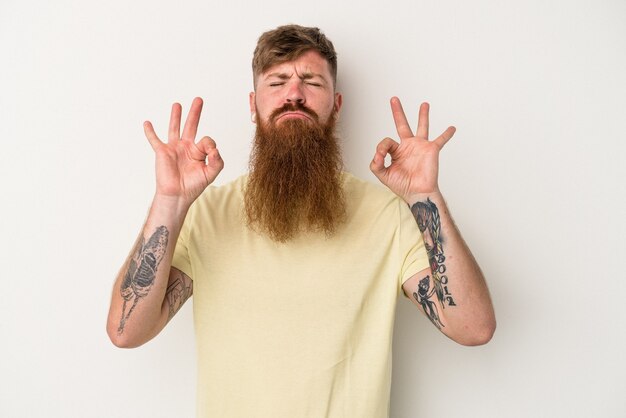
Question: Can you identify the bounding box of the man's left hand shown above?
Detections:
[370,97,456,204]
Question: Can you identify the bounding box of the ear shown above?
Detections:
[334,92,343,114]
[249,92,256,124]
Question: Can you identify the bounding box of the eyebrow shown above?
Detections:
[264,71,325,82]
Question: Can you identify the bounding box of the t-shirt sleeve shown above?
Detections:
[171,211,193,280]
[397,199,430,292]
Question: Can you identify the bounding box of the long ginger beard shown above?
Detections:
[244,103,346,242]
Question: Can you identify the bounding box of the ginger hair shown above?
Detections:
[252,24,337,88]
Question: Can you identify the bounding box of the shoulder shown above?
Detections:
[342,172,405,212]
[338,173,416,252]
[184,175,247,227]
[193,175,246,208]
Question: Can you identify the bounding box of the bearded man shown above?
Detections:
[107,25,496,418]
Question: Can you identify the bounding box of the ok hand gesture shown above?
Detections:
[144,97,223,207]
[370,97,455,204]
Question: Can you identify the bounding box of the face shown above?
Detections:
[250,50,342,126]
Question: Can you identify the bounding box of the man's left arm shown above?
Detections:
[371,97,496,346]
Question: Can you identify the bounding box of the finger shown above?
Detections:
[416,102,429,139]
[197,135,217,150]
[376,137,400,156]
[190,136,216,161]
[369,151,387,180]
[390,97,414,140]
[181,97,203,142]
[370,137,399,179]
[434,126,456,148]
[143,121,163,151]
[205,147,223,170]
[198,136,224,174]
[168,102,182,142]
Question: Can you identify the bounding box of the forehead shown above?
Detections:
[260,50,332,80]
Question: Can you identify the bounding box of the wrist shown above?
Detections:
[404,188,443,206]
[151,194,192,219]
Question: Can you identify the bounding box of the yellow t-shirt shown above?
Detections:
[172,173,429,418]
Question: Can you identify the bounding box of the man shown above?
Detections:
[107,25,495,417]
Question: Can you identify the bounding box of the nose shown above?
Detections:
[285,82,305,104]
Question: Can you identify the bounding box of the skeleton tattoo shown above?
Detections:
[410,199,456,326]
[117,226,169,334]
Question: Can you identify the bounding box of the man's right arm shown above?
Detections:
[106,97,222,348]
[106,198,192,348]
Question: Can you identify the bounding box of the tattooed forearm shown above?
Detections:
[117,226,169,335]
[413,275,444,329]
[166,269,193,321]
[411,199,457,308]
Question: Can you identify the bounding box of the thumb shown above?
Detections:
[198,136,223,172]
[369,149,388,182]
[370,137,398,183]
[193,136,217,159]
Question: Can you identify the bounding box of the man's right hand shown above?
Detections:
[144,97,223,207]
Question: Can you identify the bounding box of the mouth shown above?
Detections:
[276,112,312,121]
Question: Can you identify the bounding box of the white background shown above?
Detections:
[1,0,625,417]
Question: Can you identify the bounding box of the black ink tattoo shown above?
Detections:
[118,226,169,335]
[413,275,444,329]
[411,199,457,309]
[166,269,193,321]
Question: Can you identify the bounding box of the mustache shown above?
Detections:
[269,102,319,123]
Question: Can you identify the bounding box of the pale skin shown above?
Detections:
[249,50,342,126]
[106,98,222,347]
[371,98,496,345]
[107,52,495,347]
